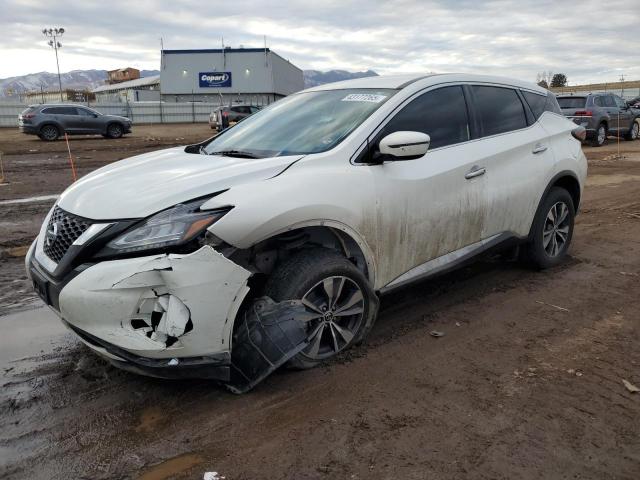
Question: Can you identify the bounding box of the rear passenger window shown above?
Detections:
[380,85,470,149]
[603,96,616,107]
[471,86,527,136]
[594,97,604,107]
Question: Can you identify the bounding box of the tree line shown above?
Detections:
[536,71,567,88]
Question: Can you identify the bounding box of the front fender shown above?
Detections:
[202,164,381,287]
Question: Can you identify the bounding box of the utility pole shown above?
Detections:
[43,28,65,102]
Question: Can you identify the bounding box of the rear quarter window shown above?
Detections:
[522,91,547,119]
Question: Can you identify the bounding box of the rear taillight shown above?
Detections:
[572,126,587,141]
[222,111,228,117]
[574,110,592,117]
[22,113,35,119]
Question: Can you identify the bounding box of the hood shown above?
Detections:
[58,147,303,220]
[107,115,131,122]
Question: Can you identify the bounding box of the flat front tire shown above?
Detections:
[264,248,378,369]
[522,187,575,269]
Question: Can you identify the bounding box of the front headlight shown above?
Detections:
[105,200,231,255]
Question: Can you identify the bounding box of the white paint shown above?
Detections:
[56,246,251,360]
[31,73,588,367]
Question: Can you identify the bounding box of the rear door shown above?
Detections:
[42,106,79,132]
[58,106,84,132]
[76,107,101,133]
[468,85,556,239]
[603,95,620,131]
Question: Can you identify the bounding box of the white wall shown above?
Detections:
[160,49,303,96]
[0,101,225,127]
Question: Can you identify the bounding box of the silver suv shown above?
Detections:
[18,104,132,141]
[557,93,639,146]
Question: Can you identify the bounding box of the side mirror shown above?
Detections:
[378,131,430,160]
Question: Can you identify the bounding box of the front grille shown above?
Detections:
[43,207,93,263]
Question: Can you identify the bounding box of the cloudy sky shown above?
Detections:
[2,0,639,84]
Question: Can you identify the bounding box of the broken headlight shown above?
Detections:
[105,201,231,254]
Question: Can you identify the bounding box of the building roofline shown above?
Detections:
[92,74,160,93]
[161,48,303,74]
[162,48,271,54]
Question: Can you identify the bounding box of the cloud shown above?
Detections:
[1,0,638,84]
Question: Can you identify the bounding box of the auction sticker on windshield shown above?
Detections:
[341,93,388,103]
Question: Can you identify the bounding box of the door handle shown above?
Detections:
[465,165,486,179]
[532,144,548,154]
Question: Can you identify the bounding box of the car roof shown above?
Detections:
[36,104,91,108]
[303,73,547,94]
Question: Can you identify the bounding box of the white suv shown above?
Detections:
[27,74,587,390]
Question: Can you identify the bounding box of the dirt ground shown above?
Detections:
[1,126,639,479]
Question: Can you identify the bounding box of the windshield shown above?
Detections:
[203,89,396,158]
[557,97,586,109]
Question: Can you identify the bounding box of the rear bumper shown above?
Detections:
[19,125,38,134]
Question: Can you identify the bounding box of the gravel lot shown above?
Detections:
[1,125,639,479]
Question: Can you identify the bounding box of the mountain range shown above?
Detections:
[0,69,377,97]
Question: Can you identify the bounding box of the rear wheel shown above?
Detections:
[106,123,123,139]
[590,123,607,147]
[624,120,639,141]
[264,248,378,369]
[522,187,575,269]
[39,124,60,141]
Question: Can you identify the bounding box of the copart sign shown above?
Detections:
[199,72,232,88]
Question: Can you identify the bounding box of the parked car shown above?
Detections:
[627,96,640,109]
[556,93,639,146]
[27,74,587,390]
[18,104,132,141]
[209,104,261,130]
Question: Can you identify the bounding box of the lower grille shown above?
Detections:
[43,207,93,263]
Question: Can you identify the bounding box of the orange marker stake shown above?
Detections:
[64,132,77,182]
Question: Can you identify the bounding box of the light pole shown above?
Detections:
[43,27,65,102]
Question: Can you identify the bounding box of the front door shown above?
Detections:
[365,85,487,287]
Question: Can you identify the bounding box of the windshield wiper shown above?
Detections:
[209,149,260,159]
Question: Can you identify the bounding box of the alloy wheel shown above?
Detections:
[109,125,122,138]
[298,276,365,360]
[632,122,639,140]
[543,201,570,257]
[597,125,606,145]
[41,125,58,140]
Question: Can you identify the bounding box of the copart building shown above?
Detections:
[160,48,304,104]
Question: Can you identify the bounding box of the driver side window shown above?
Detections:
[380,86,470,150]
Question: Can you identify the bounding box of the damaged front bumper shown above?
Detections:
[29,246,252,381]
[29,241,314,392]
